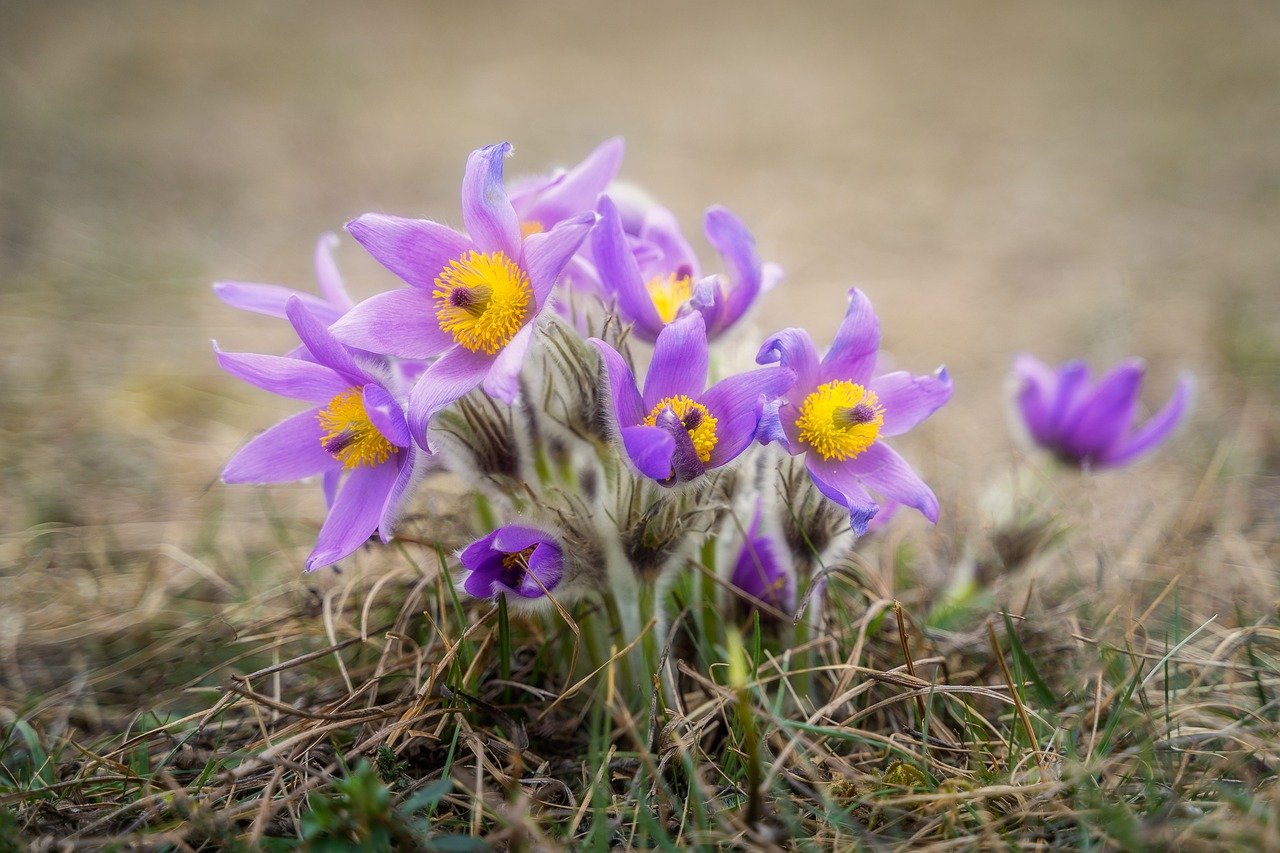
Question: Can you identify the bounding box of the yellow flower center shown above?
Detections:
[432,250,532,354]
[643,395,718,463]
[317,388,396,469]
[519,221,544,238]
[499,545,537,588]
[645,273,693,324]
[794,380,885,461]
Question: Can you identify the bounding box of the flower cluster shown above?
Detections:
[214,138,1191,625]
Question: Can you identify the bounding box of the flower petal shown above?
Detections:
[516,137,624,227]
[462,142,521,259]
[285,297,367,384]
[329,288,454,360]
[215,346,349,404]
[621,425,676,480]
[1061,358,1144,461]
[804,454,881,535]
[222,407,335,483]
[346,213,474,290]
[640,203,699,278]
[213,282,345,324]
[593,195,664,336]
[642,311,708,410]
[378,444,426,542]
[483,323,533,404]
[313,232,353,309]
[655,406,707,484]
[819,288,881,385]
[1098,371,1193,468]
[703,205,762,332]
[460,530,502,570]
[1012,354,1059,444]
[756,328,820,395]
[307,462,399,571]
[406,346,493,449]
[362,384,411,448]
[589,338,643,427]
[847,442,940,524]
[1046,360,1092,442]
[702,366,796,467]
[871,367,953,437]
[493,525,557,552]
[524,212,594,308]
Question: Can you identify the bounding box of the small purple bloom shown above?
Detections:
[459,525,564,600]
[591,312,794,486]
[329,143,594,450]
[217,297,425,571]
[214,233,354,327]
[592,194,777,342]
[1013,354,1192,469]
[729,498,795,616]
[757,289,952,535]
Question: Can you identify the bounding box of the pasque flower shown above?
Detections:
[458,525,564,601]
[729,497,795,615]
[1013,354,1192,469]
[507,137,624,235]
[592,311,794,485]
[757,289,952,534]
[329,143,594,449]
[214,233,354,326]
[592,195,775,342]
[217,297,424,571]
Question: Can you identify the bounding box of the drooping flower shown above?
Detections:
[214,233,354,326]
[591,311,794,486]
[592,195,777,342]
[458,525,565,601]
[1013,354,1192,469]
[217,297,425,571]
[329,143,594,449]
[757,289,952,534]
[729,497,795,616]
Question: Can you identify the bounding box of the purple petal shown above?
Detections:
[313,232,353,309]
[222,407,336,484]
[655,406,707,484]
[515,137,624,227]
[1012,354,1059,444]
[1098,372,1193,468]
[640,203,699,278]
[286,297,367,384]
[519,544,564,596]
[362,384,411,448]
[346,213,474,291]
[755,398,801,454]
[871,368,953,438]
[483,323,533,404]
[307,462,399,571]
[756,328,820,395]
[322,469,342,508]
[213,282,345,325]
[1061,359,1144,460]
[804,454,881,536]
[703,206,762,332]
[524,212,594,308]
[847,442,940,524]
[702,366,796,467]
[819,289,881,386]
[406,346,493,449]
[330,288,454,360]
[621,425,676,480]
[461,142,521,259]
[590,338,643,427]
[378,444,424,542]
[642,311,708,410]
[1046,360,1092,442]
[460,529,503,570]
[493,525,557,552]
[593,195,664,335]
[215,346,349,404]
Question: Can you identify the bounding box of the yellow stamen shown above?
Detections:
[433,251,532,354]
[645,273,693,324]
[519,221,544,238]
[499,545,537,588]
[795,380,885,461]
[643,395,718,463]
[317,388,395,469]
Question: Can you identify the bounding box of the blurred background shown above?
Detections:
[2,2,1278,643]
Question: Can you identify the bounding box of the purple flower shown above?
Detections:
[507,137,624,235]
[214,233,354,327]
[217,297,425,571]
[329,143,594,450]
[757,289,952,535]
[591,311,794,486]
[458,525,564,600]
[729,498,795,615]
[592,194,776,342]
[1013,354,1192,469]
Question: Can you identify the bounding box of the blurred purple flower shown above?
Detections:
[217,298,426,571]
[459,525,564,600]
[214,233,354,327]
[1013,354,1192,469]
[592,195,779,342]
[591,312,794,486]
[757,289,952,535]
[329,143,593,450]
[507,137,624,235]
[729,497,795,616]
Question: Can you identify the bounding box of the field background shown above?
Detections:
[2,1,1278,847]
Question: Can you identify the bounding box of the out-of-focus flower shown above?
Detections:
[508,137,624,236]
[592,195,777,342]
[591,312,793,486]
[1013,354,1192,469]
[214,233,354,326]
[458,525,564,600]
[729,497,795,616]
[757,289,952,534]
[330,143,594,449]
[217,298,425,571]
